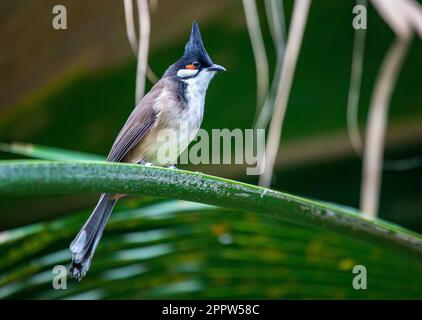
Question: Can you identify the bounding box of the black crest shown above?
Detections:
[164,21,214,77]
[183,21,213,66]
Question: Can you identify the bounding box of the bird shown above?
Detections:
[69,21,226,280]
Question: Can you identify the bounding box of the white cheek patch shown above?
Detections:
[177,68,199,78]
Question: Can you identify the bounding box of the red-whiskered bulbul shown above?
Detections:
[69,21,225,280]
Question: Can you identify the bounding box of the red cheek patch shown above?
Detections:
[186,64,196,70]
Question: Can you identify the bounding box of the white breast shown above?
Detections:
[140,72,216,165]
[158,70,215,164]
[183,70,216,130]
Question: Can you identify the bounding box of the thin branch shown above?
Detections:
[360,37,411,218]
[123,0,138,54]
[371,0,422,40]
[242,0,270,109]
[135,0,151,102]
[348,0,422,172]
[259,0,311,187]
[347,0,367,155]
[123,0,158,94]
[146,65,159,83]
[254,0,286,129]
[264,0,285,54]
[359,0,422,218]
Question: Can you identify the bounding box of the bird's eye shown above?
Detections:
[186,62,200,70]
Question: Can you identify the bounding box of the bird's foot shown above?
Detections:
[69,260,87,282]
[137,160,153,167]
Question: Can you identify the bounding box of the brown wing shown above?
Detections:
[106,82,163,163]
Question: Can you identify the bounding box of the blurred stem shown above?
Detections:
[347,0,367,155]
[123,0,138,54]
[255,0,286,129]
[348,0,422,172]
[259,0,311,187]
[360,36,411,218]
[264,0,285,49]
[135,0,151,102]
[123,0,158,97]
[242,0,270,109]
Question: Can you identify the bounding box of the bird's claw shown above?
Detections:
[137,160,153,167]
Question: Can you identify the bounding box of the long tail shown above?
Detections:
[69,193,117,280]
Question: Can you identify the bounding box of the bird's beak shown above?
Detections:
[208,64,226,72]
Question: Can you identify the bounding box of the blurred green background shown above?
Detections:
[1,0,421,231]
